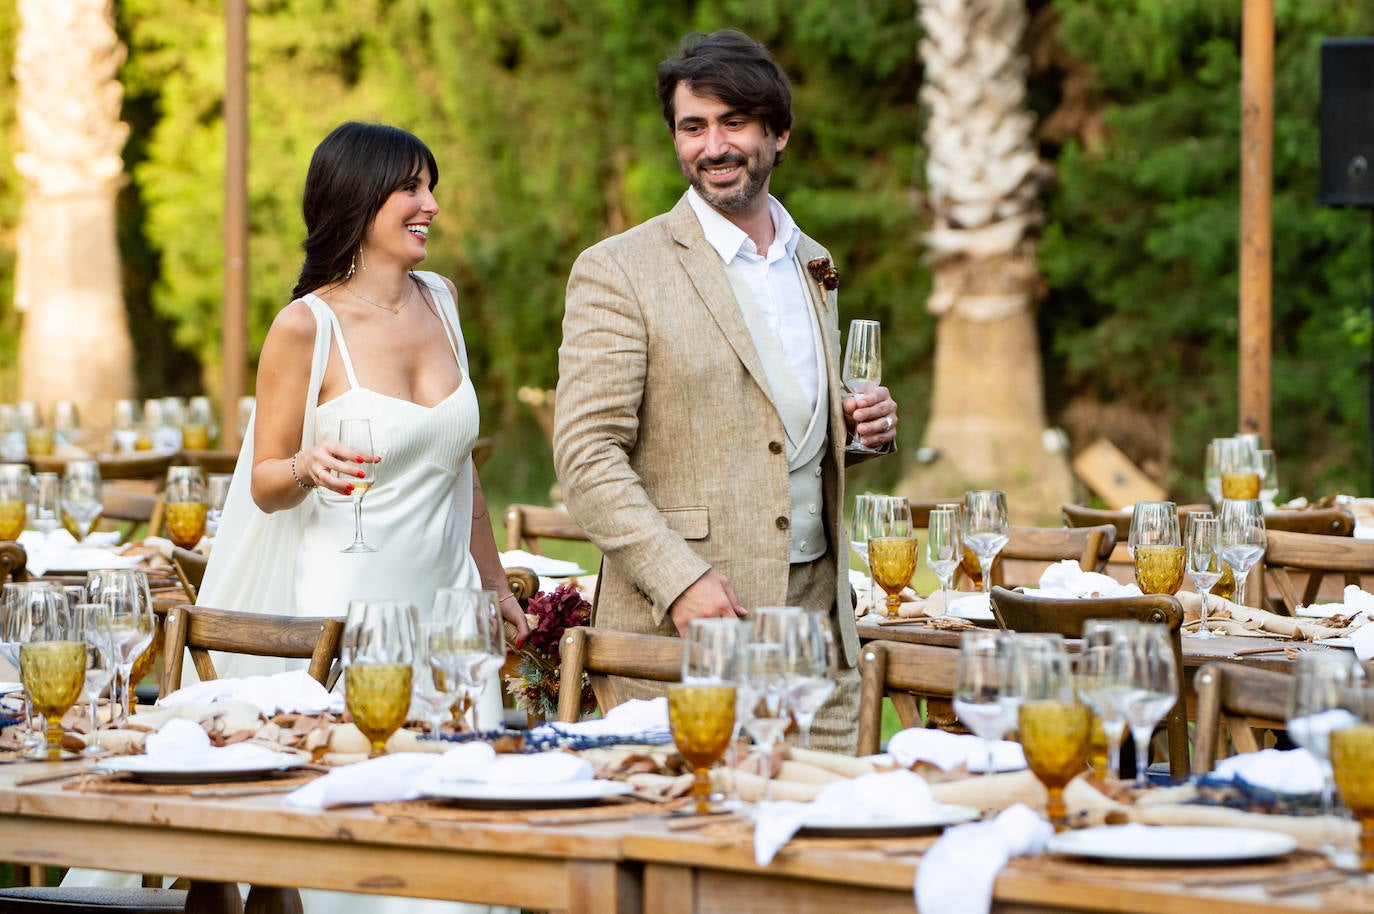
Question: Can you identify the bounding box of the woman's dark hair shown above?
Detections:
[292,122,438,299]
[655,30,792,156]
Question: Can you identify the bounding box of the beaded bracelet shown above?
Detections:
[290,451,315,490]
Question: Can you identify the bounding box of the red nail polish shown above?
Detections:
[513,637,526,650]
[357,470,366,478]
[345,484,354,495]
[355,456,365,463]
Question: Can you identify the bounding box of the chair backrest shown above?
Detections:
[99,452,179,482]
[179,449,239,475]
[160,604,344,696]
[856,639,961,755]
[0,542,27,583]
[991,524,1118,588]
[170,547,208,602]
[1263,507,1355,537]
[1062,503,1213,540]
[101,488,164,542]
[503,503,590,555]
[1262,528,1374,615]
[989,585,1190,780]
[1191,661,1292,775]
[556,626,683,722]
[907,499,964,528]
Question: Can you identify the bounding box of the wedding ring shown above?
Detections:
[885,415,893,432]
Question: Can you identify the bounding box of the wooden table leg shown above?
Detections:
[643,863,693,914]
[245,886,303,914]
[185,880,243,914]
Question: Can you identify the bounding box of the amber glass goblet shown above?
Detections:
[1332,724,1374,872]
[20,600,85,761]
[868,536,918,620]
[669,683,737,814]
[342,600,415,757]
[1019,699,1092,831]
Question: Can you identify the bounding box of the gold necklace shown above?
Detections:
[347,274,417,315]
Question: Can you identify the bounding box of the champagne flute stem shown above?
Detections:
[86,698,100,755]
[352,495,366,548]
[1199,590,1210,632]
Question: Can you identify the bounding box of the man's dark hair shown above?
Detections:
[656,30,793,143]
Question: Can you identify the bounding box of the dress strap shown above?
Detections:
[412,272,468,375]
[302,294,361,389]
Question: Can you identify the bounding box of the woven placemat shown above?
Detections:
[1010,849,1330,885]
[684,816,942,855]
[63,768,322,796]
[376,796,686,825]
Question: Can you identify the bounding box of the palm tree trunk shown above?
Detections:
[13,0,134,448]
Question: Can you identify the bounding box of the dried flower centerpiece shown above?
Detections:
[504,584,596,723]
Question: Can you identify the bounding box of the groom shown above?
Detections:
[553,29,898,753]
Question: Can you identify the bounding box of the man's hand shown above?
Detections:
[668,569,747,637]
[844,385,898,449]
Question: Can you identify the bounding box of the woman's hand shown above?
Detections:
[500,592,532,644]
[294,439,380,496]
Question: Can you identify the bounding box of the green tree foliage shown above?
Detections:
[1043,0,1374,498]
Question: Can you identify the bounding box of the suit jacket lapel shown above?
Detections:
[794,234,842,419]
[669,197,775,409]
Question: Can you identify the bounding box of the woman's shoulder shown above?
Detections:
[411,270,457,299]
[264,297,323,350]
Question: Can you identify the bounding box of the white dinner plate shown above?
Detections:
[947,593,995,622]
[499,550,589,579]
[1048,825,1297,863]
[424,779,633,808]
[1315,637,1355,649]
[34,550,144,574]
[798,804,980,838]
[95,752,304,784]
[1296,602,1346,618]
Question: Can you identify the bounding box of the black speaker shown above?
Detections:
[1321,38,1374,207]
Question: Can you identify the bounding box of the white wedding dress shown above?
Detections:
[64,273,510,913]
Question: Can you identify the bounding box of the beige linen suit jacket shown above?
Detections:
[554,194,860,667]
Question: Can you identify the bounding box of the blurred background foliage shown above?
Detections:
[0,0,1372,511]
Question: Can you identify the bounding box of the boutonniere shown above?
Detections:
[807,258,840,307]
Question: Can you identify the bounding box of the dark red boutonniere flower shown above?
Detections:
[807,257,840,292]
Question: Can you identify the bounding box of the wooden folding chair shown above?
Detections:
[0,542,28,583]
[1190,661,1292,775]
[1263,507,1355,537]
[503,503,590,555]
[159,604,344,696]
[907,498,963,528]
[856,640,961,755]
[556,626,683,723]
[991,524,1118,588]
[1262,528,1374,616]
[178,449,238,476]
[101,488,164,543]
[170,547,207,603]
[990,586,1190,780]
[1062,502,1214,540]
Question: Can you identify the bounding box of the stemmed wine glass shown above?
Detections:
[1009,634,1091,830]
[1216,437,1261,500]
[1129,501,1183,596]
[90,570,155,725]
[205,474,233,538]
[867,497,917,620]
[684,618,746,809]
[1,582,64,751]
[0,475,26,541]
[31,473,61,539]
[339,419,377,554]
[1203,439,1223,506]
[342,600,415,757]
[1287,651,1364,858]
[669,678,737,814]
[1105,624,1177,789]
[926,506,962,615]
[20,596,86,760]
[409,602,463,741]
[740,607,797,803]
[782,608,836,749]
[72,602,116,756]
[1184,513,1222,640]
[841,320,881,455]
[850,493,879,610]
[1258,450,1279,506]
[430,588,505,732]
[163,466,208,550]
[961,490,1009,618]
[1075,619,1140,782]
[952,630,1014,783]
[61,462,103,544]
[1219,498,1266,608]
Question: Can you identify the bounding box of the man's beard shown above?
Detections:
[682,152,771,212]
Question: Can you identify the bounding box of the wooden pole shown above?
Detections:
[222,0,248,450]
[1239,0,1273,443]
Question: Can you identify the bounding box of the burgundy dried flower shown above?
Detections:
[522,584,592,664]
[807,257,840,291]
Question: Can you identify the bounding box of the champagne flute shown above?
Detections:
[841,319,881,455]
[1129,501,1184,595]
[1258,449,1279,505]
[61,461,103,544]
[32,473,61,539]
[52,401,80,448]
[1219,498,1266,608]
[1184,513,1222,640]
[236,396,256,441]
[1203,439,1223,506]
[205,473,232,537]
[342,600,415,757]
[783,608,836,749]
[1075,619,1139,782]
[112,399,141,453]
[1105,624,1176,788]
[868,498,917,621]
[850,493,879,611]
[92,571,155,725]
[952,630,1014,782]
[741,607,797,803]
[409,602,462,741]
[1288,652,1365,858]
[1217,437,1261,500]
[431,588,505,732]
[926,506,962,615]
[962,490,1009,615]
[669,682,737,814]
[339,418,378,554]
[21,595,85,760]
[73,602,116,756]
[1010,634,1091,830]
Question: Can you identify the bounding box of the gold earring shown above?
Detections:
[346,252,357,281]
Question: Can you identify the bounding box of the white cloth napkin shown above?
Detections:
[547,697,669,737]
[19,529,139,576]
[499,549,587,578]
[947,592,994,621]
[1213,747,1329,795]
[284,743,593,808]
[98,717,292,772]
[914,803,1052,914]
[158,670,345,717]
[887,728,1026,773]
[1022,560,1141,599]
[753,770,935,865]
